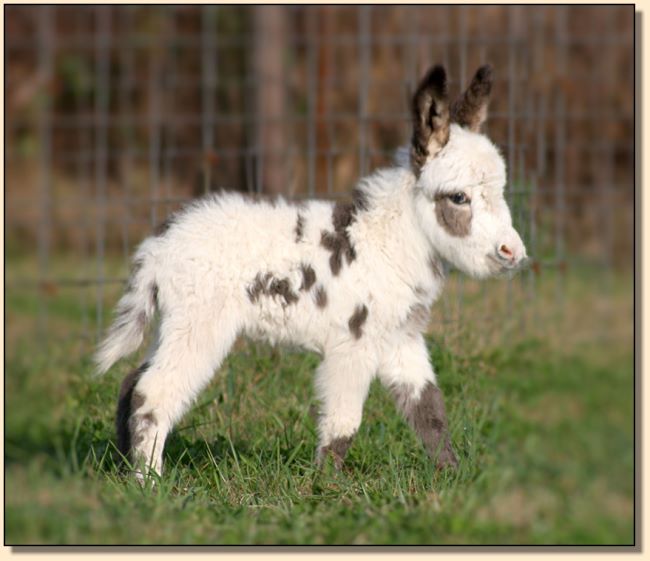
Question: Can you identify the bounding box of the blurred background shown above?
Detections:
[5,5,634,347]
[5,5,635,545]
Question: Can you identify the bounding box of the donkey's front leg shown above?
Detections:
[379,335,458,470]
[314,348,378,469]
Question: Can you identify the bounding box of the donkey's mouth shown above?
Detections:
[486,254,530,276]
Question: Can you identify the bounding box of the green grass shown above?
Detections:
[5,262,634,545]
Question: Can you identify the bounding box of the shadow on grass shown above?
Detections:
[5,416,119,477]
[6,412,313,482]
[164,431,317,474]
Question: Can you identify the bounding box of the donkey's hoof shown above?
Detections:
[435,449,459,471]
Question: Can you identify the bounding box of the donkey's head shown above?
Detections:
[409,65,527,278]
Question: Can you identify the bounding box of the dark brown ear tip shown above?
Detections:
[422,64,448,96]
[428,64,447,79]
[475,64,494,83]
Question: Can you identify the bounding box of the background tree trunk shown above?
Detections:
[253,6,287,195]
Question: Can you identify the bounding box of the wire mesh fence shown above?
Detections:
[5,5,634,351]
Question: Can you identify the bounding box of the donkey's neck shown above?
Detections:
[351,166,445,302]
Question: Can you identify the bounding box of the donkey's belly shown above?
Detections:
[243,300,327,354]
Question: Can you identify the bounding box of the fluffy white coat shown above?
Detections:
[96,67,527,478]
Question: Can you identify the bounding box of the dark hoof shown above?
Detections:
[317,436,353,471]
[317,447,345,471]
[434,447,459,471]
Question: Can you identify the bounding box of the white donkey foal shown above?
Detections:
[96,64,527,478]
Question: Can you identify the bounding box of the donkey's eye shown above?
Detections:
[448,192,470,205]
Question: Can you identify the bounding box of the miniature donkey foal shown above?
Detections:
[95,65,527,478]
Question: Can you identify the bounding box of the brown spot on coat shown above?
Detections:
[127,391,158,447]
[320,231,349,276]
[247,272,273,302]
[393,382,457,470]
[247,272,299,307]
[314,285,328,308]
[348,304,369,339]
[131,390,145,413]
[295,213,305,242]
[300,264,316,291]
[127,390,158,450]
[318,435,354,470]
[435,196,472,237]
[128,410,158,449]
[116,362,149,460]
[352,187,369,212]
[450,65,493,132]
[331,200,356,232]
[269,277,299,306]
[320,198,366,276]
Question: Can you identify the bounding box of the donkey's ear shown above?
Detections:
[451,64,493,132]
[410,65,450,173]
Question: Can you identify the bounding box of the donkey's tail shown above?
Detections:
[94,239,160,375]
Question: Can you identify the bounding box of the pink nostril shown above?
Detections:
[499,244,514,261]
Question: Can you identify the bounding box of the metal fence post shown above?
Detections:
[94,6,111,340]
[36,7,53,339]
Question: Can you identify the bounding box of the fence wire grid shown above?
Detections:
[5,5,634,348]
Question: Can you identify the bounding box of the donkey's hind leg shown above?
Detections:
[116,309,238,479]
